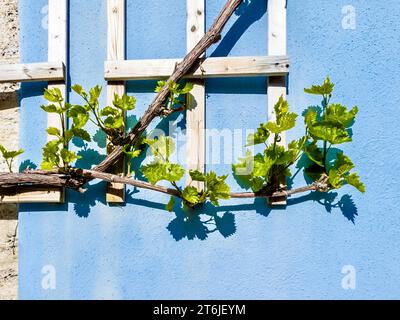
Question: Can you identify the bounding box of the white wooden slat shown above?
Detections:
[268,0,287,205]
[46,0,67,202]
[0,188,63,204]
[47,0,67,140]
[106,0,126,203]
[105,55,289,81]
[0,62,65,83]
[186,0,205,190]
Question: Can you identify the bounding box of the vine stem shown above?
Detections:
[0,170,330,201]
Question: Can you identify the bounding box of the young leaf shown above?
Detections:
[178,82,194,94]
[328,153,359,190]
[303,106,322,127]
[46,127,61,137]
[44,88,63,103]
[104,115,124,130]
[60,148,80,166]
[89,85,102,104]
[145,136,175,161]
[99,106,119,117]
[246,123,270,146]
[68,105,90,128]
[142,162,184,185]
[113,94,136,111]
[0,144,6,156]
[266,112,297,134]
[182,186,201,205]
[205,171,230,206]
[325,104,358,128]
[303,141,324,167]
[189,169,206,182]
[345,173,365,193]
[304,76,334,96]
[41,104,60,114]
[274,96,289,123]
[71,84,85,96]
[166,196,176,212]
[71,128,91,142]
[253,154,274,177]
[308,121,352,145]
[40,161,54,170]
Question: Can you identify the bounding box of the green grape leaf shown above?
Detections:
[142,162,184,185]
[345,173,365,193]
[304,76,334,96]
[250,176,265,192]
[71,84,85,96]
[246,123,270,146]
[113,94,136,111]
[42,140,60,156]
[166,196,175,212]
[123,148,141,159]
[325,104,358,128]
[145,136,175,161]
[89,85,102,104]
[40,104,60,114]
[189,169,206,182]
[303,106,322,127]
[232,150,267,191]
[308,121,352,145]
[60,148,80,165]
[274,96,289,123]
[303,141,324,167]
[155,81,166,93]
[46,127,61,137]
[232,149,254,177]
[0,144,6,156]
[328,152,355,188]
[177,82,193,94]
[63,129,74,143]
[266,112,297,134]
[253,153,274,177]
[205,171,230,206]
[99,106,119,117]
[182,186,201,205]
[164,163,185,183]
[72,128,91,142]
[104,115,124,130]
[0,145,24,160]
[67,105,90,128]
[44,88,63,103]
[40,161,54,170]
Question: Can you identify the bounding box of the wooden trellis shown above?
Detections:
[104,0,289,204]
[0,0,67,203]
[0,0,289,205]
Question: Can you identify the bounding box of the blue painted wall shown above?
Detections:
[18,0,400,299]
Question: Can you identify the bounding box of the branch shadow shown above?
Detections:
[209,0,268,57]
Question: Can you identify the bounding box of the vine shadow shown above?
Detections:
[209,0,268,57]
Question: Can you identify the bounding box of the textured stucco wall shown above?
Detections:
[0,0,19,300]
[18,0,400,299]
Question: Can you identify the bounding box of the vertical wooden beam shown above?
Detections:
[268,0,287,205]
[47,0,68,202]
[106,0,126,203]
[186,0,205,190]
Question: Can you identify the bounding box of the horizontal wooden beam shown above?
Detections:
[105,55,289,81]
[0,187,64,204]
[0,62,65,83]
